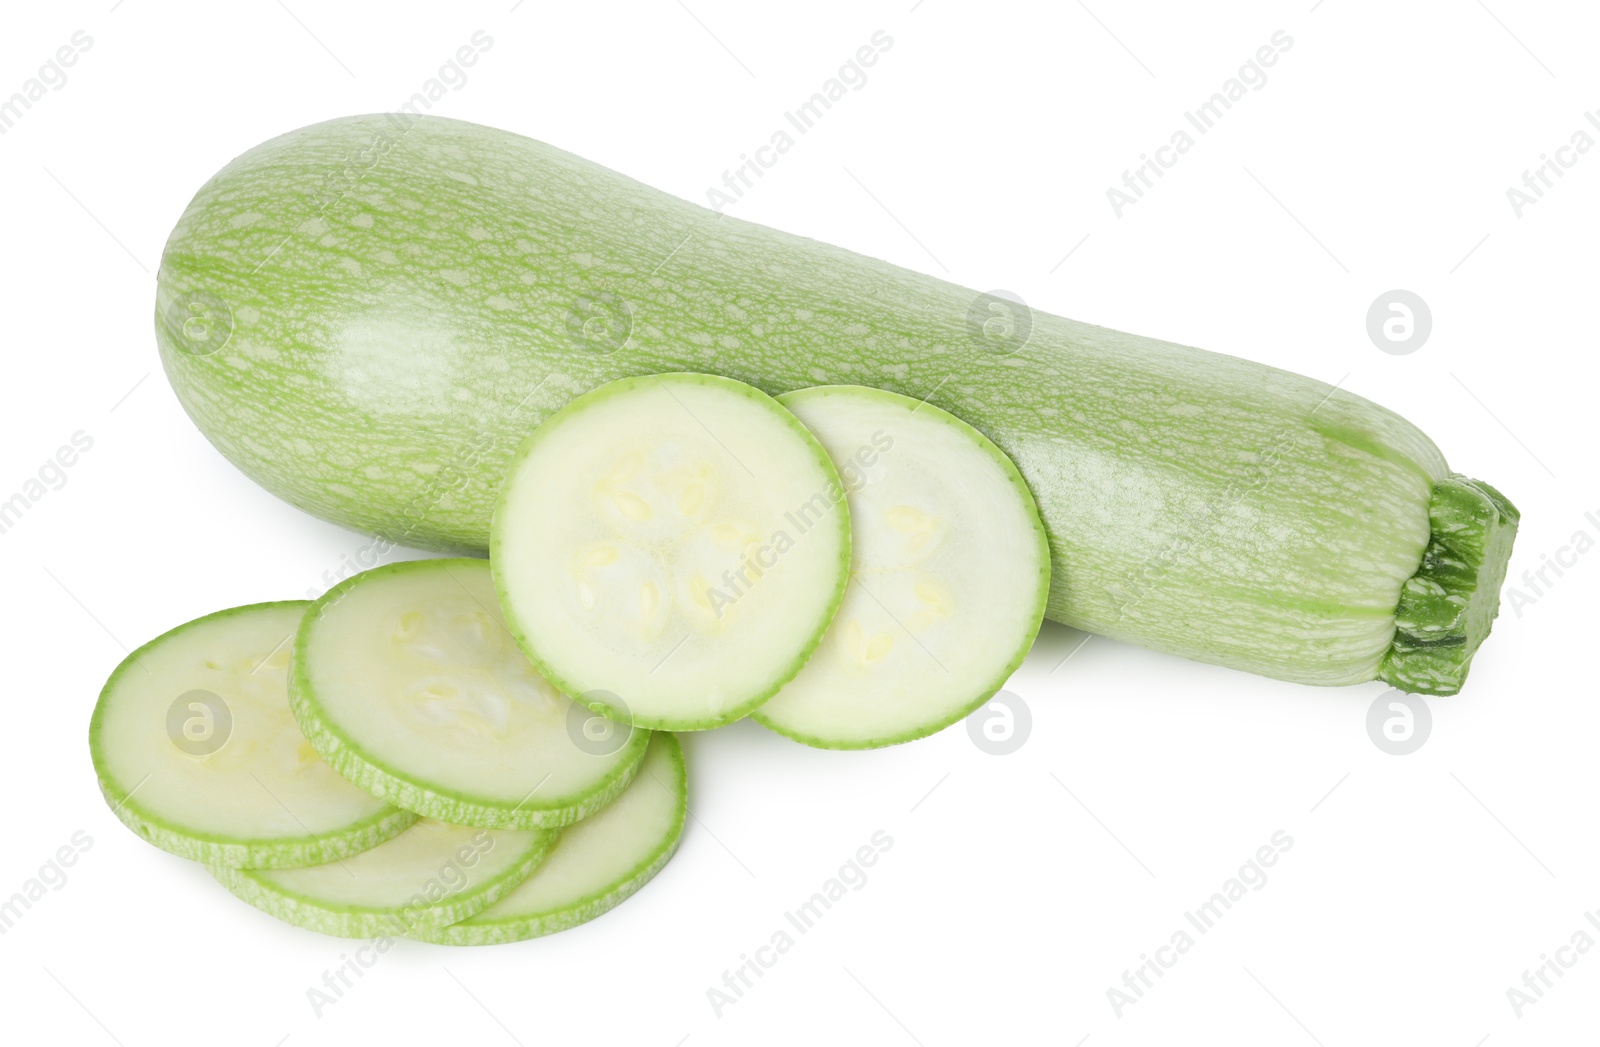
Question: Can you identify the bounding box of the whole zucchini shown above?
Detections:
[155,115,1518,695]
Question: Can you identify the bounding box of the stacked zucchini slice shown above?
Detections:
[90,374,1048,941]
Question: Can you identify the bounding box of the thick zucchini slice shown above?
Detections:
[755,387,1051,748]
[493,373,850,730]
[90,602,414,868]
[413,732,686,946]
[211,819,556,937]
[291,559,648,828]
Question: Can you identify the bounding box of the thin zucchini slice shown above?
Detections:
[89,602,415,868]
[492,373,851,730]
[754,387,1051,748]
[291,559,649,828]
[211,819,556,938]
[412,732,686,946]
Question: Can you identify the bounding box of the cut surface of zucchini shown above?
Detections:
[493,373,851,730]
[413,732,686,946]
[291,559,648,828]
[211,819,556,937]
[754,387,1051,748]
[90,601,414,868]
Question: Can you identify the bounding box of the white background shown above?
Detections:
[1,1,1594,1044]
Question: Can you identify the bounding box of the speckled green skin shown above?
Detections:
[156,114,1517,692]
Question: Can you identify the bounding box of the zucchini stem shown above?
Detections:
[1379,474,1520,696]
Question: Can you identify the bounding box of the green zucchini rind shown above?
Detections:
[211,819,557,938]
[91,601,416,869]
[411,733,686,946]
[492,373,851,731]
[753,386,1051,749]
[290,559,649,829]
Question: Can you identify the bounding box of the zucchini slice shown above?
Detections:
[754,387,1051,748]
[492,373,851,730]
[291,559,648,828]
[89,602,415,868]
[412,732,686,946]
[211,819,556,938]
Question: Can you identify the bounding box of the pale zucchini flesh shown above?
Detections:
[754,387,1050,749]
[90,602,415,868]
[156,114,1520,694]
[291,559,649,828]
[211,819,556,938]
[492,373,850,729]
[411,732,686,946]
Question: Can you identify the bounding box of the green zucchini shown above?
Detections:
[90,601,415,868]
[492,373,851,730]
[211,819,557,938]
[155,114,1519,695]
[753,386,1051,749]
[411,732,686,946]
[291,558,649,827]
